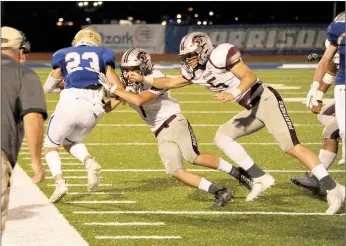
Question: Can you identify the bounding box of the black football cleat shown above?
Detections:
[290,172,324,195]
[212,187,233,207]
[237,167,253,191]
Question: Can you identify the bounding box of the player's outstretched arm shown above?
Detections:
[113,90,158,106]
[313,44,338,86]
[43,68,64,93]
[126,71,192,89]
[105,65,125,90]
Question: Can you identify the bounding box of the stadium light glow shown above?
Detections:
[197,21,201,25]
[235,17,238,21]
[83,1,88,6]
[56,21,63,26]
[58,18,63,22]
[68,22,74,26]
[209,11,214,16]
[177,14,182,19]
[209,21,213,25]
[86,17,91,22]
[93,2,98,6]
[194,13,199,18]
[177,19,182,24]
[188,7,193,12]
[128,16,134,21]
[203,21,207,25]
[135,20,141,24]
[98,1,103,4]
[78,2,83,7]
[161,20,167,25]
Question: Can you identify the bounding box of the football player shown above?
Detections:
[98,48,253,207]
[43,27,123,203]
[125,32,345,214]
[291,41,344,194]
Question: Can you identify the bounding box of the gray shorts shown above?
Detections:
[155,114,200,175]
[217,85,300,153]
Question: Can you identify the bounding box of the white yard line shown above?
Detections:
[2,165,88,246]
[61,169,344,173]
[23,157,74,160]
[47,124,321,127]
[46,110,312,114]
[75,210,345,216]
[95,235,181,240]
[47,184,112,187]
[65,201,136,204]
[46,176,91,179]
[68,192,124,195]
[19,152,69,155]
[85,222,165,226]
[38,163,81,166]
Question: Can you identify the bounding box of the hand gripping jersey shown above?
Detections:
[327,14,345,85]
[128,69,181,132]
[181,43,263,109]
[52,46,116,89]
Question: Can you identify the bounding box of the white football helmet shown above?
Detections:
[72,27,102,47]
[179,32,213,75]
[120,48,153,88]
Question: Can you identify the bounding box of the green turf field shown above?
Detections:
[18,69,344,246]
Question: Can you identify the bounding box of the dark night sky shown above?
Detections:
[1,1,345,52]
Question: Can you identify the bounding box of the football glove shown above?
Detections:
[307,53,322,62]
[98,73,117,96]
[306,81,320,108]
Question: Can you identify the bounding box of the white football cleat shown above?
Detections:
[246,173,275,202]
[325,183,345,215]
[337,159,345,165]
[87,160,102,192]
[49,180,68,203]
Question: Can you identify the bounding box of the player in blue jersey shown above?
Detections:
[43,27,123,203]
[303,11,345,210]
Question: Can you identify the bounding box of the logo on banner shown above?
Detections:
[134,26,153,44]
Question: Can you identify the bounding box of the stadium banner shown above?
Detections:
[83,24,165,54]
[165,24,329,55]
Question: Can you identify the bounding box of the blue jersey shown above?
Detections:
[52,46,116,89]
[327,16,345,85]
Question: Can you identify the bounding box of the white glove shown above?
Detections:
[98,73,117,96]
[306,81,320,108]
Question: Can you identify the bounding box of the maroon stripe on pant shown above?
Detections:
[267,86,300,146]
[186,120,200,155]
[330,129,340,140]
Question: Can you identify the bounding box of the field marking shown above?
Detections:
[47,184,112,187]
[39,163,81,166]
[68,192,124,195]
[47,110,312,114]
[171,92,308,95]
[75,210,345,216]
[61,169,344,173]
[2,165,88,246]
[84,222,165,226]
[19,152,69,155]
[95,235,181,240]
[65,200,136,204]
[46,176,93,179]
[23,157,74,160]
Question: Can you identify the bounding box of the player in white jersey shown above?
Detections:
[43,28,123,203]
[126,32,345,214]
[99,48,253,207]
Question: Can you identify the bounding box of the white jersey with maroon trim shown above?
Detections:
[181,43,261,105]
[128,69,181,132]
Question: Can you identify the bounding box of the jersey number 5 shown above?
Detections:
[65,52,100,73]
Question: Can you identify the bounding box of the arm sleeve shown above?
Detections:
[19,68,48,120]
[102,49,116,69]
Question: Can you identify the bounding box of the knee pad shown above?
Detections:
[214,133,234,149]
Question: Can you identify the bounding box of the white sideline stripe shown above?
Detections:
[65,201,136,204]
[61,169,344,173]
[47,184,112,187]
[85,222,165,226]
[40,163,81,166]
[61,110,311,114]
[47,176,91,179]
[43,124,321,127]
[68,192,124,195]
[95,235,181,240]
[2,165,88,246]
[23,157,74,160]
[59,142,323,146]
[75,211,345,216]
[19,152,69,155]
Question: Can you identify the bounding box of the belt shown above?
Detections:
[84,84,102,90]
[238,81,263,110]
[154,114,177,138]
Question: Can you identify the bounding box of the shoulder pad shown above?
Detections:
[209,43,234,69]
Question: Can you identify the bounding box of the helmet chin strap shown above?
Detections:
[74,40,98,47]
